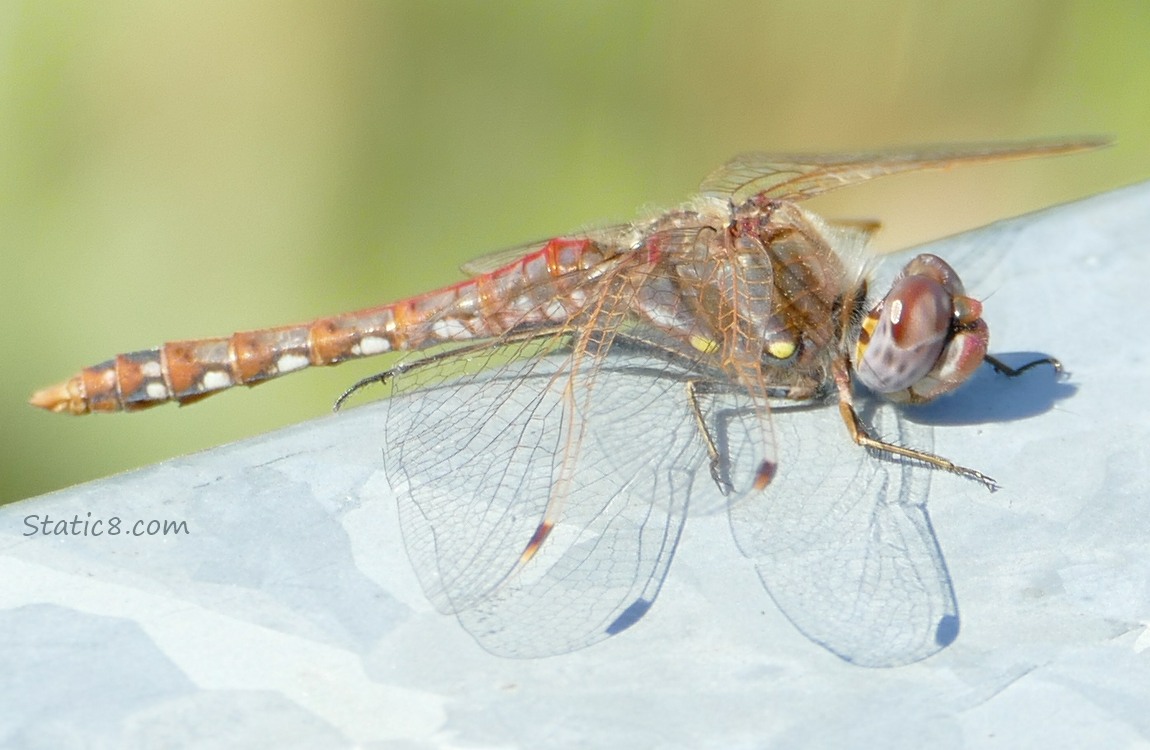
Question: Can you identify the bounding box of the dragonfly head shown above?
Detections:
[853,253,989,403]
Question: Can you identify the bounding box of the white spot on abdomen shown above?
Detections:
[141,361,162,378]
[145,383,169,400]
[355,336,391,355]
[200,370,233,391]
[276,353,309,373]
[431,317,470,340]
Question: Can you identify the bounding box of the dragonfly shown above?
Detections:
[31,139,1102,666]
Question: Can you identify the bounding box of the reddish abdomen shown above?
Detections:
[31,237,612,414]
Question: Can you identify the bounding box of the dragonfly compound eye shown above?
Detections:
[854,273,953,394]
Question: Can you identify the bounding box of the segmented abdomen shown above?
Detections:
[31,237,614,414]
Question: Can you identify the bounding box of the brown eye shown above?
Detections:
[854,274,952,394]
[887,276,952,349]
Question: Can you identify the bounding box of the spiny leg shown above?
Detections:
[685,379,733,495]
[684,375,791,495]
[833,357,999,492]
[984,353,1062,378]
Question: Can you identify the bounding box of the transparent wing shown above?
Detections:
[700,138,1106,205]
[726,391,958,667]
[379,337,739,658]
[458,237,552,277]
[458,224,637,277]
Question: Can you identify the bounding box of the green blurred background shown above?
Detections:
[3,1,1148,504]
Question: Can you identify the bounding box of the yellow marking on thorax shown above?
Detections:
[690,335,720,354]
[767,339,796,360]
[856,312,880,362]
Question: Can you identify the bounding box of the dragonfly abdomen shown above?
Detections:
[30,236,612,414]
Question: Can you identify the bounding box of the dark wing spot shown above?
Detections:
[754,459,778,491]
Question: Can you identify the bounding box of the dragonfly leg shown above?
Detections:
[684,379,733,495]
[984,353,1063,378]
[833,358,999,492]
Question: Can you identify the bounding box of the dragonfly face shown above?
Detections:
[854,253,989,403]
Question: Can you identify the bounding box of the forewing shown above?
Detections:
[700,138,1106,204]
[380,338,711,658]
[458,238,552,277]
[458,224,636,277]
[727,394,959,667]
